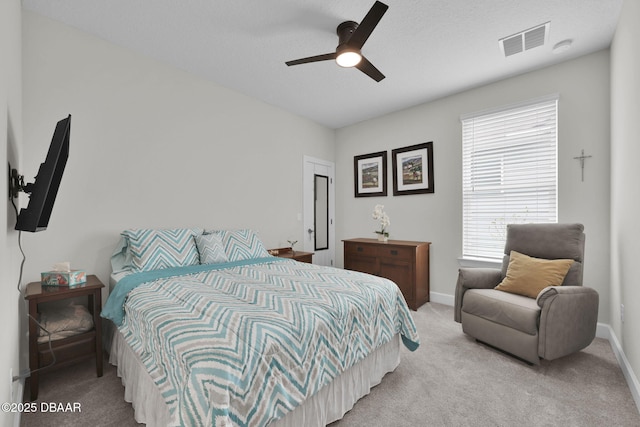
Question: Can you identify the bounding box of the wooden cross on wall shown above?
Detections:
[573,149,592,182]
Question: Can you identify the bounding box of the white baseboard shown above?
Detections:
[430,291,454,306]
[598,323,640,413]
[431,292,640,414]
[596,322,610,339]
[13,377,24,427]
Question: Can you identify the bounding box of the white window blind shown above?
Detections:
[461,94,558,260]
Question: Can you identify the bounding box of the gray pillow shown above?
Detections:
[195,233,229,265]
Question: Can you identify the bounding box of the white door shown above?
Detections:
[303,156,335,266]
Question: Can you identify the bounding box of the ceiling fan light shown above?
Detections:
[336,51,362,68]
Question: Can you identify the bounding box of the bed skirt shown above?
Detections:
[109,329,401,426]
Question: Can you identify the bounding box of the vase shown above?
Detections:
[377,234,388,242]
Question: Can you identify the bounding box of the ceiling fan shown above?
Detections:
[285,1,389,82]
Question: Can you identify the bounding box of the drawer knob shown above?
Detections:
[391,250,398,255]
[357,247,363,252]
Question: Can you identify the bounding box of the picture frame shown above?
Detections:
[392,142,434,196]
[354,151,387,197]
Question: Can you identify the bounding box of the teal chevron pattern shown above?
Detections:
[195,233,228,264]
[122,228,202,271]
[118,259,419,426]
[218,229,270,261]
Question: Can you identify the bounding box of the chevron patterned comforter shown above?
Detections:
[105,257,419,426]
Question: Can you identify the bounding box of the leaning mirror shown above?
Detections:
[314,174,329,251]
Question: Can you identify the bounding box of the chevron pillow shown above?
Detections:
[122,228,202,271]
[195,233,229,265]
[218,229,270,262]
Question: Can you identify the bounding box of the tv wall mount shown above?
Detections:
[8,163,32,199]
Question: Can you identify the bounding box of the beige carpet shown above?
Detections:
[21,303,640,426]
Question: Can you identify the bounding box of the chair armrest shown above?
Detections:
[537,286,599,360]
[454,268,502,323]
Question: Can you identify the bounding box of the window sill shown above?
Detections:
[457,257,502,269]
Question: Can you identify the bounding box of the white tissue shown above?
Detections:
[52,261,71,272]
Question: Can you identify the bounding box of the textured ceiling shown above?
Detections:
[22,0,623,129]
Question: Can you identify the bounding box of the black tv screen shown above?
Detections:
[15,115,71,232]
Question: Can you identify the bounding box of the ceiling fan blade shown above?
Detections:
[355,56,385,82]
[286,53,337,66]
[347,1,389,50]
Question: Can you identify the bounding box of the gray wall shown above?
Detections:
[1,1,23,425]
[610,0,640,405]
[336,50,611,322]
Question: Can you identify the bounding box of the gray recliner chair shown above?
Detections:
[454,223,599,364]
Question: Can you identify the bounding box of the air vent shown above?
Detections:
[499,22,550,57]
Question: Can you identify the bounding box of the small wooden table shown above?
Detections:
[268,247,314,263]
[24,275,104,401]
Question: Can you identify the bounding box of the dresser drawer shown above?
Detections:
[345,243,378,257]
[376,245,413,260]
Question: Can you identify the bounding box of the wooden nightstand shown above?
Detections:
[24,275,104,401]
[268,247,314,263]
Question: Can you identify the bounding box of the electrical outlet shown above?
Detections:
[621,304,625,323]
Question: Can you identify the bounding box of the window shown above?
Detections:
[461,94,558,260]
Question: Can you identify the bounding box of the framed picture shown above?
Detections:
[392,142,434,196]
[354,151,387,197]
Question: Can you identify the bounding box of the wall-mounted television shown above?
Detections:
[10,115,71,232]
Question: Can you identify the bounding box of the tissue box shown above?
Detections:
[41,270,87,287]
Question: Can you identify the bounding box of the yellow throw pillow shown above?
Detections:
[495,251,574,298]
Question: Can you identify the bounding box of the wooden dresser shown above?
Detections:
[343,238,430,310]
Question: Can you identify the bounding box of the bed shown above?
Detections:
[102,228,420,426]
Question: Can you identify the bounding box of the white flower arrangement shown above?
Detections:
[372,204,390,238]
